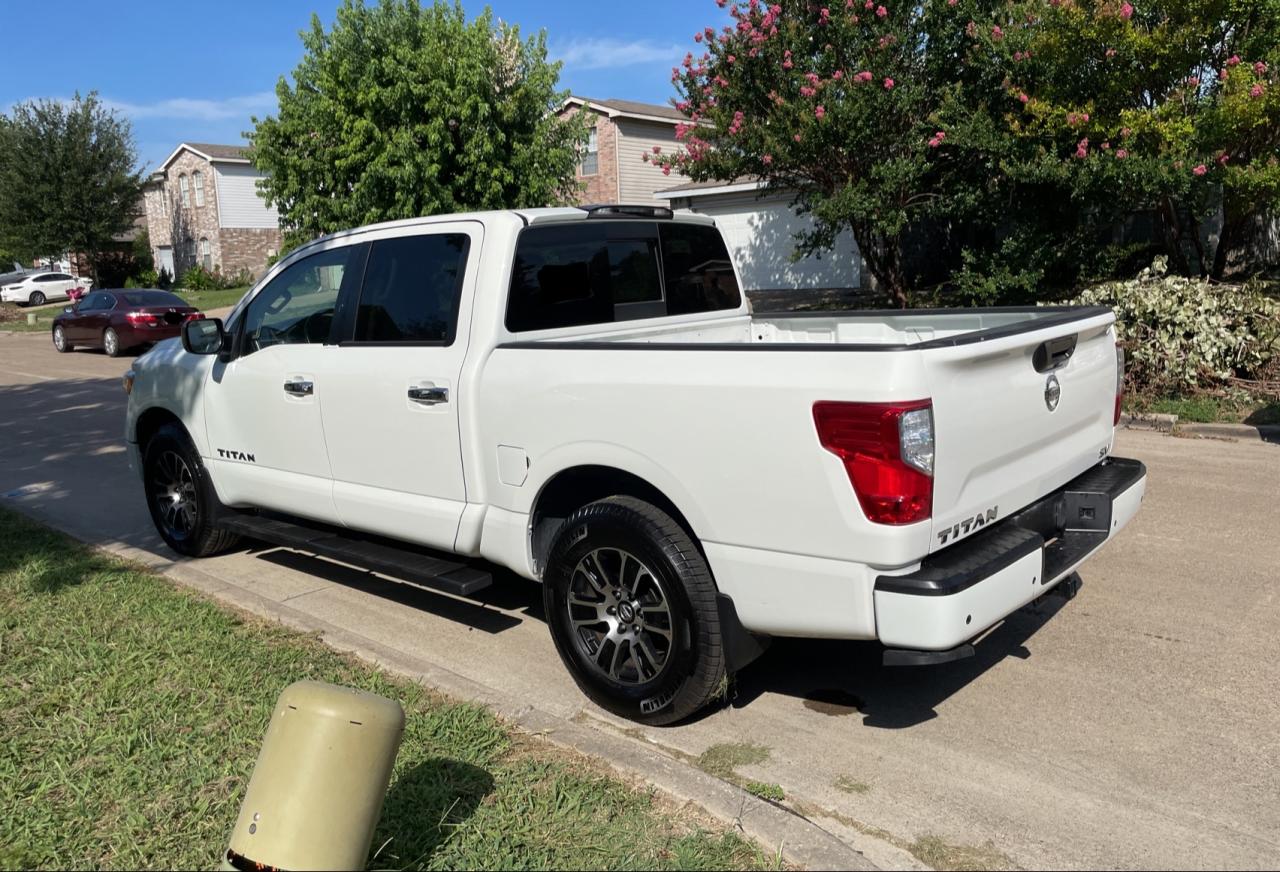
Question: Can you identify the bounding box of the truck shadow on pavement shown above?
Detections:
[728,592,1073,729]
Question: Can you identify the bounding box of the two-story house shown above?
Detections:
[142,142,282,281]
[560,97,691,205]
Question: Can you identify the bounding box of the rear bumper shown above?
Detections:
[873,456,1146,652]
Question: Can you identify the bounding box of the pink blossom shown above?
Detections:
[1081,112,1090,122]
[800,86,817,97]
[1106,47,1117,57]
[1115,149,1128,159]
[762,154,773,165]
[816,105,826,119]
[727,55,736,63]
[806,72,821,85]
[928,137,942,148]
[1192,164,1207,176]
[820,7,831,24]
[1255,61,1268,76]
[1102,141,1110,150]
[1120,3,1133,20]
[1217,152,1230,165]
[865,0,874,8]
[884,77,895,89]
[876,5,888,17]
[1075,137,1089,158]
[716,0,726,6]
[1251,83,1265,97]
[1014,51,1023,61]
[1219,68,1230,82]
[832,69,844,80]
[992,25,1004,40]
[855,70,874,83]
[794,133,803,141]
[1226,54,1241,67]
[1121,127,1131,137]
[1019,92,1029,103]
[965,21,978,38]
[652,145,662,154]
[694,32,703,43]
[948,0,957,5]
[1187,76,1200,87]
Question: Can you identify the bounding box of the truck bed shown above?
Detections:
[503,306,1113,350]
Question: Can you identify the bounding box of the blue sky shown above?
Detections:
[2,0,720,171]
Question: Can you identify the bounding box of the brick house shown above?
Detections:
[142,142,282,282]
[559,97,691,205]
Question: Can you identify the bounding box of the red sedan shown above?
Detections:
[52,289,202,357]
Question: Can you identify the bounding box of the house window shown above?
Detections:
[178,174,190,207]
[200,238,211,270]
[580,126,598,176]
[193,171,205,207]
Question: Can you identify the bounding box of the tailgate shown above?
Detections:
[924,311,1118,554]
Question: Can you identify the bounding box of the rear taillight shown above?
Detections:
[127,312,161,327]
[813,400,934,525]
[183,312,203,323]
[1114,344,1125,426]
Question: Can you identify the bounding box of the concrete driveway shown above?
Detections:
[1,331,1277,870]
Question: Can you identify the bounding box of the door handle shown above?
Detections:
[408,386,449,405]
[283,379,314,396]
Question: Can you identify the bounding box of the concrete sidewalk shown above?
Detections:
[2,331,1279,870]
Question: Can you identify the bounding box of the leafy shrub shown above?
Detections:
[180,265,234,292]
[1062,258,1280,393]
[125,268,159,289]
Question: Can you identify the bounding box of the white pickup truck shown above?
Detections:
[124,205,1146,724]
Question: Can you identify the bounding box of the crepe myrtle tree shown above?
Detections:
[656,0,943,306]
[956,0,1280,282]
[657,0,1280,305]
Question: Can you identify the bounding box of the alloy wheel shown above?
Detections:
[566,548,674,685]
[147,450,198,540]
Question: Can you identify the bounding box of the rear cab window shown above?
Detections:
[505,220,740,333]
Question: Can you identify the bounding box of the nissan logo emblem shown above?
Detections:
[1045,374,1062,411]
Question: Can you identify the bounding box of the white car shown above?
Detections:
[123,205,1146,724]
[0,271,85,306]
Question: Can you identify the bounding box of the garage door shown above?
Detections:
[695,200,860,292]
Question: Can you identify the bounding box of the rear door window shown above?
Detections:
[506,222,665,331]
[351,233,470,344]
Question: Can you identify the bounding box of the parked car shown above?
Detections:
[0,263,33,287]
[53,289,200,357]
[1,271,83,306]
[122,205,1146,725]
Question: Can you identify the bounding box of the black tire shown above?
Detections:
[103,327,122,357]
[543,496,725,726]
[142,422,241,557]
[52,325,72,353]
[29,291,45,307]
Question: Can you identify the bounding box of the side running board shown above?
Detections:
[216,513,492,597]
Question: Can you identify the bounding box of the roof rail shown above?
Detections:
[580,204,674,220]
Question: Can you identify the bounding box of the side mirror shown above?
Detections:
[63,305,74,314]
[182,317,226,355]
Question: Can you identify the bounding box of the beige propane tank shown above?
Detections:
[221,680,405,871]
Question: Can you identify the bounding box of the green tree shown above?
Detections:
[0,93,143,282]
[658,0,1280,305]
[249,0,588,245]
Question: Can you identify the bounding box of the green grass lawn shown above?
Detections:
[1127,394,1280,425]
[0,508,773,871]
[173,286,249,313]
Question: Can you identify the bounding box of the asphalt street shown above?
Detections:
[1,330,1277,870]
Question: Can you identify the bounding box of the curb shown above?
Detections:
[1121,412,1279,442]
[3,497,879,872]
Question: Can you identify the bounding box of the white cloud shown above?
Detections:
[103,92,277,122]
[552,37,683,71]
